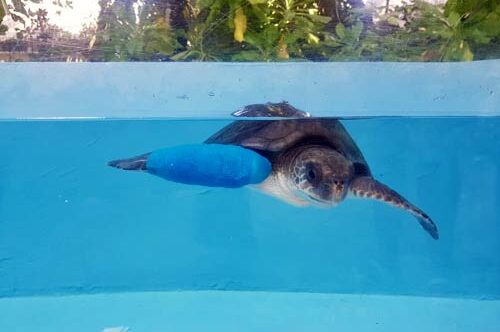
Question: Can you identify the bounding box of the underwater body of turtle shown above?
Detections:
[109,102,439,240]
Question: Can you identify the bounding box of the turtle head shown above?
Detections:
[290,146,354,206]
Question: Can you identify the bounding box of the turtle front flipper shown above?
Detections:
[232,101,310,118]
[349,176,439,240]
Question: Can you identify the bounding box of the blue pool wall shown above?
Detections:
[1,61,499,120]
[0,61,499,299]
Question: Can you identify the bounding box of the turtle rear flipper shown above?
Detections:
[232,101,310,118]
[350,176,439,240]
[108,153,150,171]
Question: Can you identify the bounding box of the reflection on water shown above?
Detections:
[1,0,496,62]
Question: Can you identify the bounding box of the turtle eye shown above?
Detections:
[305,164,319,183]
[307,169,316,181]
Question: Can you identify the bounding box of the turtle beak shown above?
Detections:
[321,180,347,203]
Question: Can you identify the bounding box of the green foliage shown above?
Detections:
[170,0,235,61]
[93,0,181,61]
[360,1,453,61]
[168,0,332,61]
[318,0,500,62]
[250,0,332,59]
[0,2,6,35]
[443,0,500,60]
[168,0,500,62]
[1,0,499,61]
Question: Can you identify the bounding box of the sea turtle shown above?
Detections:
[206,101,439,239]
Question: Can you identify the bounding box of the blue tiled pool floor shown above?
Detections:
[1,291,498,332]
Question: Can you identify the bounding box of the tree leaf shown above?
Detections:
[447,11,461,28]
[336,23,346,39]
[351,22,363,40]
[462,42,474,61]
[1,2,5,21]
[387,16,401,27]
[233,7,247,42]
[308,33,320,44]
[231,50,263,61]
[308,14,332,24]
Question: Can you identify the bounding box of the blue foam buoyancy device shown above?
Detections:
[146,144,272,188]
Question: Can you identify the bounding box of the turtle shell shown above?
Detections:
[205,102,371,177]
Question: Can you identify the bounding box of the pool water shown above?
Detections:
[0,117,499,331]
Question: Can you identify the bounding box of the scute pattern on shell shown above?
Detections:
[205,118,371,177]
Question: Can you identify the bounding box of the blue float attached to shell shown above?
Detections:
[109,144,271,188]
[147,144,271,187]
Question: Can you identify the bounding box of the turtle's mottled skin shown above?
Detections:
[206,101,439,239]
